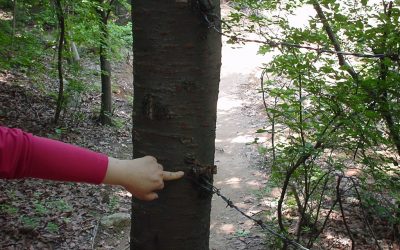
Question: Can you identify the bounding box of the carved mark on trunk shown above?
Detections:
[142,94,172,120]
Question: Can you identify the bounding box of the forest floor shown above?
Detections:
[1,3,399,250]
[0,58,136,249]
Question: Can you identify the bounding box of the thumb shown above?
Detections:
[163,171,185,181]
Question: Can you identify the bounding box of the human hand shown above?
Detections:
[103,156,184,201]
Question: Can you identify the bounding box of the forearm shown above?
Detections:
[29,135,108,183]
[0,127,108,184]
[0,126,184,200]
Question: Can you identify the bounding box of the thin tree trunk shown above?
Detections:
[130,0,221,249]
[99,9,112,125]
[54,0,65,124]
[12,0,17,41]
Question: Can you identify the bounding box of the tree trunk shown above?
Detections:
[130,1,221,249]
[99,9,113,125]
[12,0,16,41]
[115,1,130,25]
[54,0,65,124]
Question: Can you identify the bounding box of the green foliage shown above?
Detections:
[47,127,67,140]
[0,204,19,215]
[108,22,132,60]
[0,0,13,8]
[0,21,46,70]
[112,116,126,129]
[20,215,40,229]
[34,201,48,215]
[48,199,73,212]
[228,0,400,247]
[67,1,101,50]
[67,0,132,59]
[15,198,72,232]
[234,229,250,237]
[0,0,132,124]
[46,222,59,233]
[108,194,120,212]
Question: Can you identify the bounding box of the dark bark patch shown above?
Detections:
[142,94,171,120]
[175,80,197,93]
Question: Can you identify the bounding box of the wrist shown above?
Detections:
[103,157,124,186]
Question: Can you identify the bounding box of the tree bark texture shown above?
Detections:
[99,8,113,125]
[131,1,221,249]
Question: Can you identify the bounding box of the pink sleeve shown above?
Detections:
[0,126,108,184]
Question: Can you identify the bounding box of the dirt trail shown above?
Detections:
[209,12,271,249]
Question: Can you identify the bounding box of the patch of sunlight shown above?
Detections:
[215,180,224,185]
[231,135,253,144]
[221,42,271,76]
[217,96,242,111]
[248,210,263,217]
[219,224,235,234]
[325,231,335,240]
[345,168,361,177]
[287,5,314,28]
[288,1,382,30]
[255,136,267,143]
[116,190,132,197]
[269,187,281,198]
[246,180,261,187]
[225,177,241,185]
[221,178,242,189]
[0,10,12,20]
[235,202,248,209]
[244,219,254,227]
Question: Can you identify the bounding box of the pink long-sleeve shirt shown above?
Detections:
[0,126,108,184]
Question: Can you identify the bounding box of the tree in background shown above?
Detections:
[97,0,114,125]
[53,0,65,123]
[12,0,16,40]
[130,0,221,249]
[0,0,132,125]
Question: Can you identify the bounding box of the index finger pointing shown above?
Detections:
[163,171,184,181]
